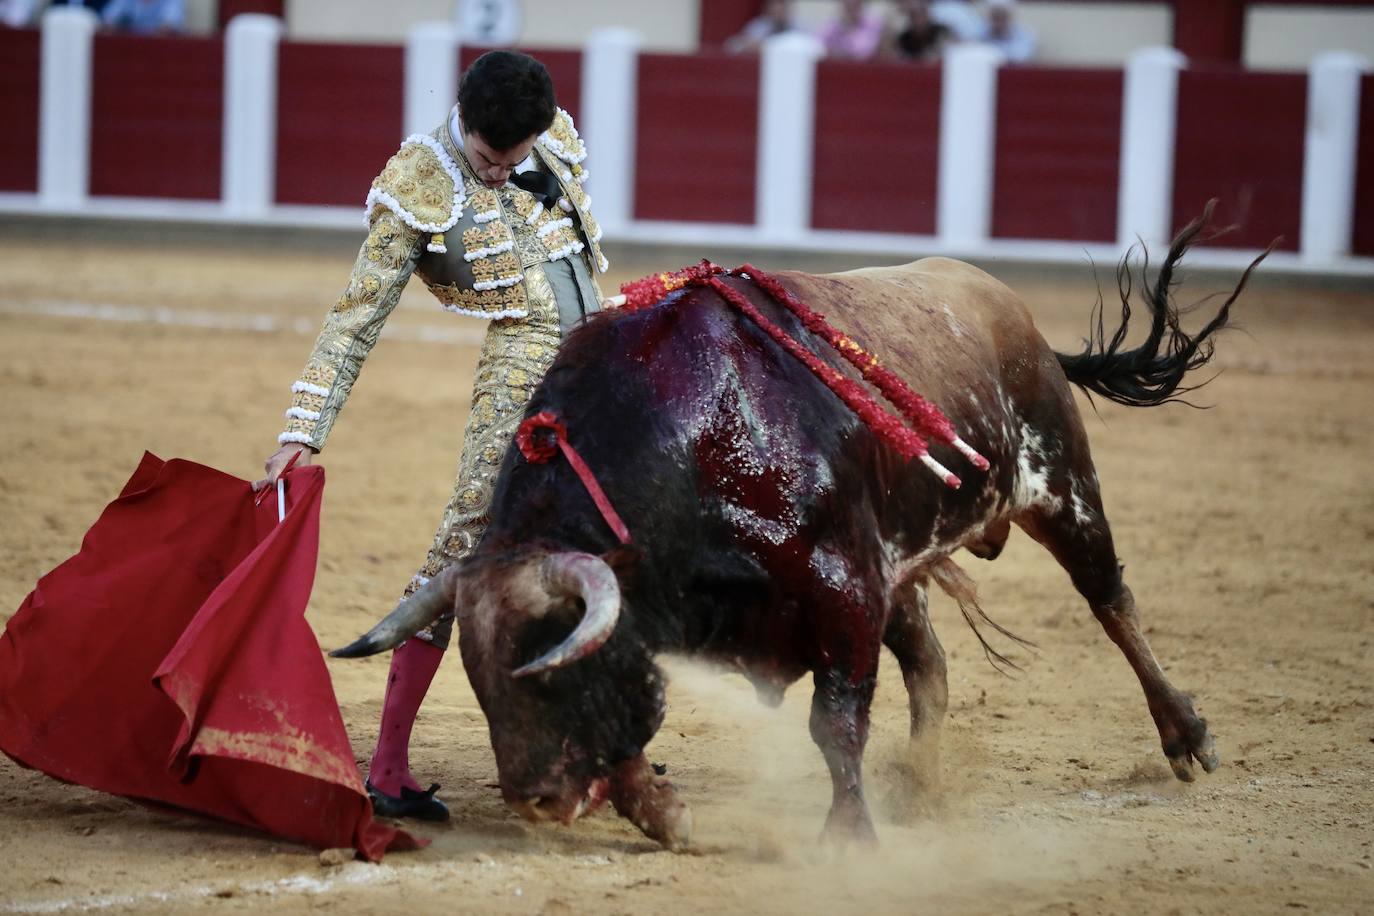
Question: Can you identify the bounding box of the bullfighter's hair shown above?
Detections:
[458,50,557,152]
[1057,200,1275,409]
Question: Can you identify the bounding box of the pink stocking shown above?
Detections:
[367,638,444,796]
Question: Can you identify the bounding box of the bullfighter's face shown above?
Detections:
[455,550,666,825]
[462,126,539,189]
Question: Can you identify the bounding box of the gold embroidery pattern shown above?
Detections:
[426,283,527,317]
[509,192,543,224]
[461,222,512,254]
[538,109,587,167]
[532,142,608,274]
[540,217,583,261]
[472,251,522,286]
[371,143,458,229]
[280,207,424,449]
[408,264,563,647]
[468,187,500,219]
[510,205,558,267]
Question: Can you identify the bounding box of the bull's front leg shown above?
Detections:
[609,753,692,851]
[809,667,878,844]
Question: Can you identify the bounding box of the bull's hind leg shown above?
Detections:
[1018,484,1219,781]
[882,580,948,802]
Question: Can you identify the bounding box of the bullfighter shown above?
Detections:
[255,49,610,821]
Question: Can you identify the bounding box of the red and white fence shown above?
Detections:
[1,7,1370,273]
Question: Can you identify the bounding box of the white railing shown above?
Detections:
[9,9,1370,275]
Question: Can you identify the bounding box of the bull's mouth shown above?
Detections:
[506,776,610,826]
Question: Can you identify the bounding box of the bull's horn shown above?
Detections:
[511,553,621,678]
[329,567,461,658]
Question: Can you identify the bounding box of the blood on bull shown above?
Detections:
[335,204,1268,849]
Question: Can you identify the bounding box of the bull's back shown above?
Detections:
[777,258,1089,546]
[779,258,1057,411]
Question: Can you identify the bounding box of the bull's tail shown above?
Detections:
[1056,200,1275,408]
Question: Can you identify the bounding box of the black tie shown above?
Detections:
[508,170,563,208]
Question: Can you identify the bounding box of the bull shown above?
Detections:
[335,207,1265,849]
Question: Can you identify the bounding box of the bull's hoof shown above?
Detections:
[609,756,693,851]
[819,801,877,847]
[1154,694,1219,781]
[877,763,944,823]
[651,801,693,852]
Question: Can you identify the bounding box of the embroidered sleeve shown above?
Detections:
[279,206,424,450]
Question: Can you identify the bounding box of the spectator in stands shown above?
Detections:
[930,0,983,41]
[0,0,42,28]
[725,0,802,54]
[884,0,950,62]
[977,0,1036,63]
[818,0,884,61]
[100,0,182,34]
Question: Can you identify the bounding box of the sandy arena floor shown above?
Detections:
[0,228,1371,914]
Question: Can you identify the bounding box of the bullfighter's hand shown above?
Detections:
[252,443,315,492]
[601,294,627,309]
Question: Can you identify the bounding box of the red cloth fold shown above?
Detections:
[0,453,418,861]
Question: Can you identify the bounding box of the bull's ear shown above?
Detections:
[601,544,642,579]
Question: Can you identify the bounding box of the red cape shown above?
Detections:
[0,453,418,861]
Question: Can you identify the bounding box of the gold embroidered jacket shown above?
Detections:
[279,109,608,450]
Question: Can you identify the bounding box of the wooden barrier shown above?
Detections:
[0,29,40,193]
[1173,67,1306,251]
[274,42,403,207]
[89,33,223,200]
[1353,73,1374,257]
[10,16,1370,270]
[811,60,940,235]
[634,51,758,224]
[992,67,1122,243]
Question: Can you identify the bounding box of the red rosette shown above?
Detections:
[517,411,565,463]
[514,410,633,544]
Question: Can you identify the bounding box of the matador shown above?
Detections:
[256,51,609,821]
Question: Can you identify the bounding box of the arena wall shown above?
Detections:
[0,29,40,194]
[991,66,1123,243]
[633,51,761,224]
[273,41,404,207]
[1172,68,1307,252]
[89,33,224,201]
[810,60,941,235]
[3,9,1370,273]
[1356,73,1374,257]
